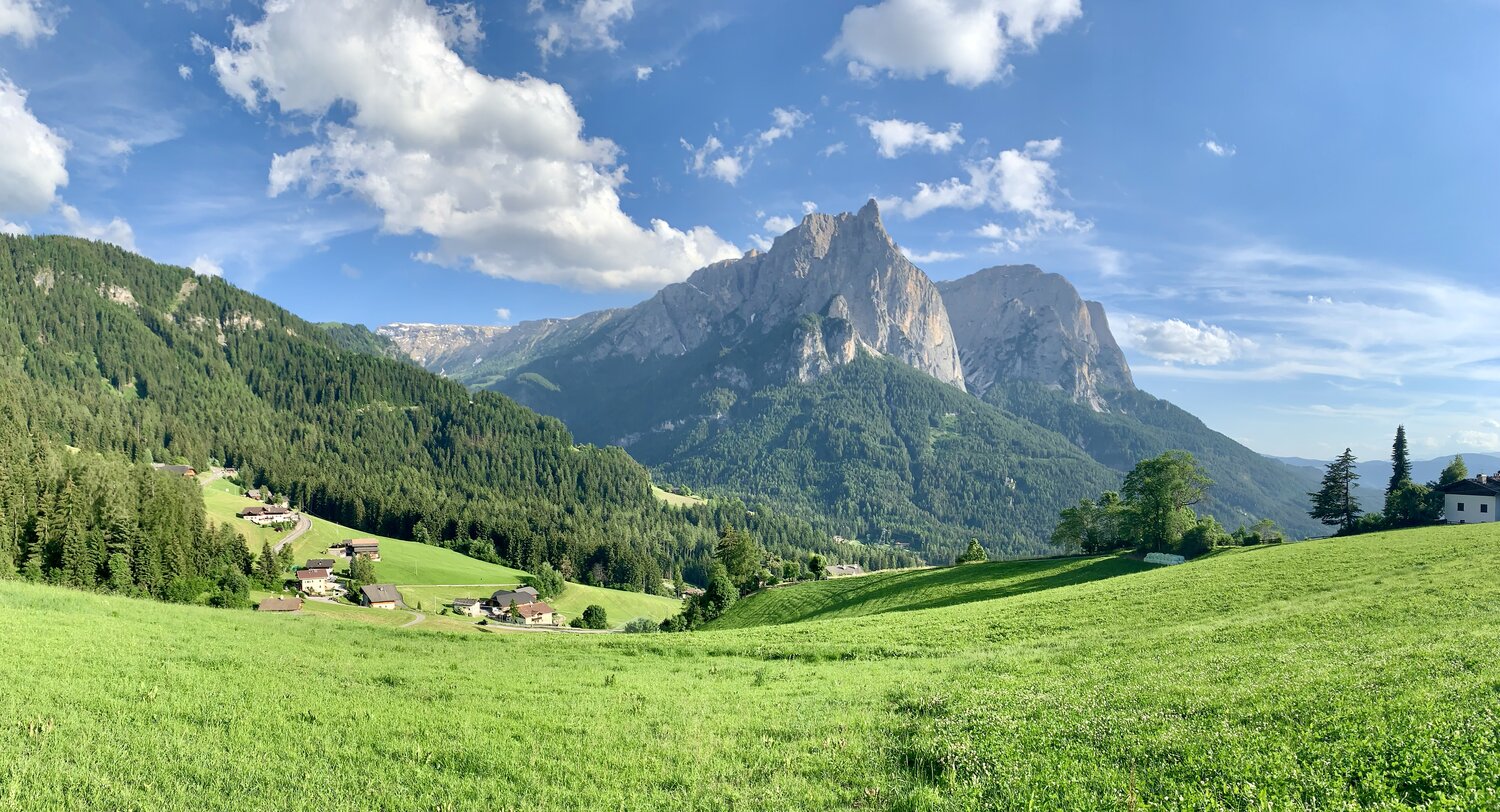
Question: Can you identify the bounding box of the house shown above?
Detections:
[295,568,331,595]
[680,586,706,598]
[503,600,559,626]
[257,597,303,613]
[452,597,485,617]
[241,504,294,527]
[154,463,197,478]
[237,505,269,518]
[245,488,262,501]
[360,584,401,609]
[488,586,540,610]
[825,564,865,578]
[305,558,336,572]
[1436,474,1500,524]
[345,539,381,561]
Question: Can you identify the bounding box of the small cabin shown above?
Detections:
[360,584,401,609]
[1436,474,1500,524]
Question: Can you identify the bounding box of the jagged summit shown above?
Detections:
[937,264,1134,409]
[593,199,967,390]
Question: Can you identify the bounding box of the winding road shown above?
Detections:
[272,514,312,555]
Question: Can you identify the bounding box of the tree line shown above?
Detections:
[1308,425,1464,534]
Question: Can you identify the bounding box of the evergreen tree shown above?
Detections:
[1387,425,1412,496]
[714,526,764,593]
[256,541,280,586]
[955,538,987,564]
[349,553,377,587]
[1309,449,1362,533]
[1439,455,1468,486]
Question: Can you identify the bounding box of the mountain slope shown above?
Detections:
[379,204,1324,553]
[0,235,892,588]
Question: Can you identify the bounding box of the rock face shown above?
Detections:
[937,265,1134,409]
[591,199,966,389]
[379,312,619,380]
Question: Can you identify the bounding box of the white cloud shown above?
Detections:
[863,118,964,158]
[190,255,223,277]
[0,0,57,44]
[635,65,653,81]
[820,142,847,157]
[682,107,809,186]
[829,0,1082,87]
[0,75,69,216]
[495,307,512,321]
[901,247,964,264]
[758,106,810,145]
[178,65,193,80]
[0,219,27,235]
[1202,138,1236,158]
[762,215,796,233]
[59,204,135,251]
[1122,317,1253,366]
[884,137,1088,248]
[532,0,633,58]
[208,0,737,291]
[801,201,817,214]
[1451,431,1500,452]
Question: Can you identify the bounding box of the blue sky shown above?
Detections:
[1,0,1497,462]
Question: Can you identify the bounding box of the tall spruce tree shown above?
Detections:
[1310,448,1362,533]
[1387,425,1412,496]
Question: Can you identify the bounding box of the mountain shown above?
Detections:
[1273,452,1499,507]
[937,265,1133,409]
[378,202,1325,556]
[0,235,909,590]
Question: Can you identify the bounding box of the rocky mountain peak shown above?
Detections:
[596,200,967,390]
[937,265,1134,409]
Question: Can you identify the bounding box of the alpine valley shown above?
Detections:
[380,202,1323,560]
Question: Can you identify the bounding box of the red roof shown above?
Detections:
[295,568,329,580]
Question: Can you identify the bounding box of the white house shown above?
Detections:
[1436,475,1500,524]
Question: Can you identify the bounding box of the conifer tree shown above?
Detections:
[1310,448,1362,533]
[1387,425,1412,497]
[256,541,280,585]
[1439,455,1468,486]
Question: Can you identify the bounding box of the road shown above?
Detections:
[399,612,426,628]
[272,514,312,555]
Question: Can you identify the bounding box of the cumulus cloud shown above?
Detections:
[190,255,224,277]
[634,65,652,81]
[829,0,1082,87]
[178,64,193,80]
[1202,138,1236,157]
[0,0,57,44]
[863,118,963,158]
[820,142,847,157]
[532,0,633,58]
[207,0,737,291]
[495,307,512,321]
[682,107,809,185]
[59,204,136,251]
[762,215,796,233]
[0,219,27,235]
[0,75,69,216]
[883,137,1087,248]
[1122,317,1253,366]
[801,200,817,214]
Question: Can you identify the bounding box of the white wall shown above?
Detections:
[1445,493,1497,523]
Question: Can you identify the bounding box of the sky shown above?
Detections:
[0,0,1497,462]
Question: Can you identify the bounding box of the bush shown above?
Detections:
[622,617,661,634]
[580,604,609,630]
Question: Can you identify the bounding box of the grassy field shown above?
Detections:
[203,479,676,627]
[6,525,1496,809]
[707,555,1150,629]
[652,485,707,507]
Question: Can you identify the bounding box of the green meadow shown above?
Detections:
[3,525,1496,810]
[204,479,679,626]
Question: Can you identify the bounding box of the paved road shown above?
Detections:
[272,514,312,554]
[399,612,426,628]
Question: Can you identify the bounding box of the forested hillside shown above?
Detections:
[0,236,910,588]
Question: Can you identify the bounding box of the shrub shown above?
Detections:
[622,617,661,634]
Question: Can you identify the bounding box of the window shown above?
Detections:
[1483,503,1490,514]
[1457,502,1465,511]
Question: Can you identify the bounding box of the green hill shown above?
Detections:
[0,235,894,592]
[705,555,1150,630]
[2,524,1496,809]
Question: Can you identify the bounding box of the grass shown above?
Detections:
[203,479,675,627]
[652,485,707,507]
[6,525,1496,809]
[707,555,1150,629]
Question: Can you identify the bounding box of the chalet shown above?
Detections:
[360,584,401,609]
[680,586,706,598]
[452,597,485,617]
[489,586,540,610]
[295,568,331,595]
[237,505,269,518]
[154,463,197,478]
[825,564,865,578]
[245,488,262,501]
[257,597,303,613]
[240,504,294,526]
[1436,473,1500,524]
[504,601,559,626]
[345,539,381,561]
[305,558,336,572]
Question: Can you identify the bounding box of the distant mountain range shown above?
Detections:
[380,201,1324,558]
[1272,452,1498,505]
